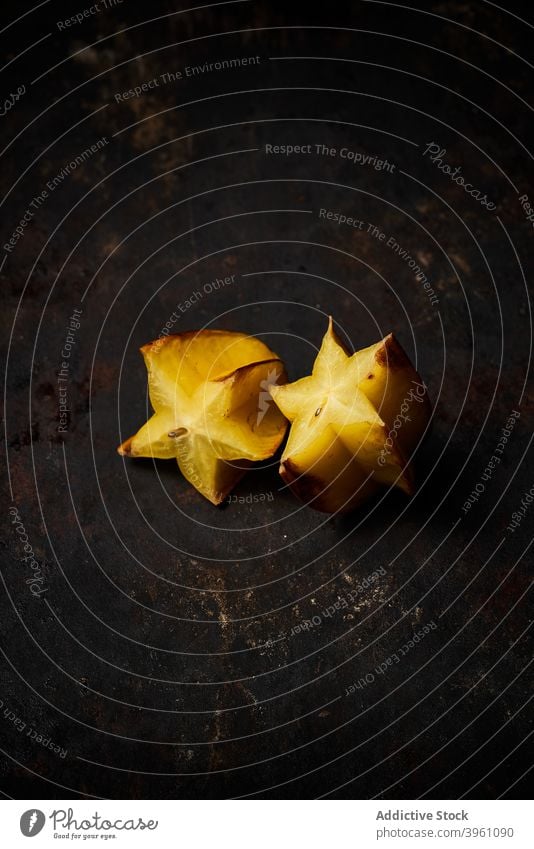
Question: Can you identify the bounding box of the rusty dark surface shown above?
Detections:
[1,0,532,799]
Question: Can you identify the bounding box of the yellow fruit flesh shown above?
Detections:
[270,319,431,513]
[118,331,288,505]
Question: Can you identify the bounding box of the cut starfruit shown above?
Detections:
[118,330,288,504]
[269,318,431,513]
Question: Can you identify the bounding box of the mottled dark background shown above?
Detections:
[1,0,532,799]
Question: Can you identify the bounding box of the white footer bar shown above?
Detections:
[4,799,531,848]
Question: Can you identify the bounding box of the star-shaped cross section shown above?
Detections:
[119,330,288,504]
[269,318,431,513]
